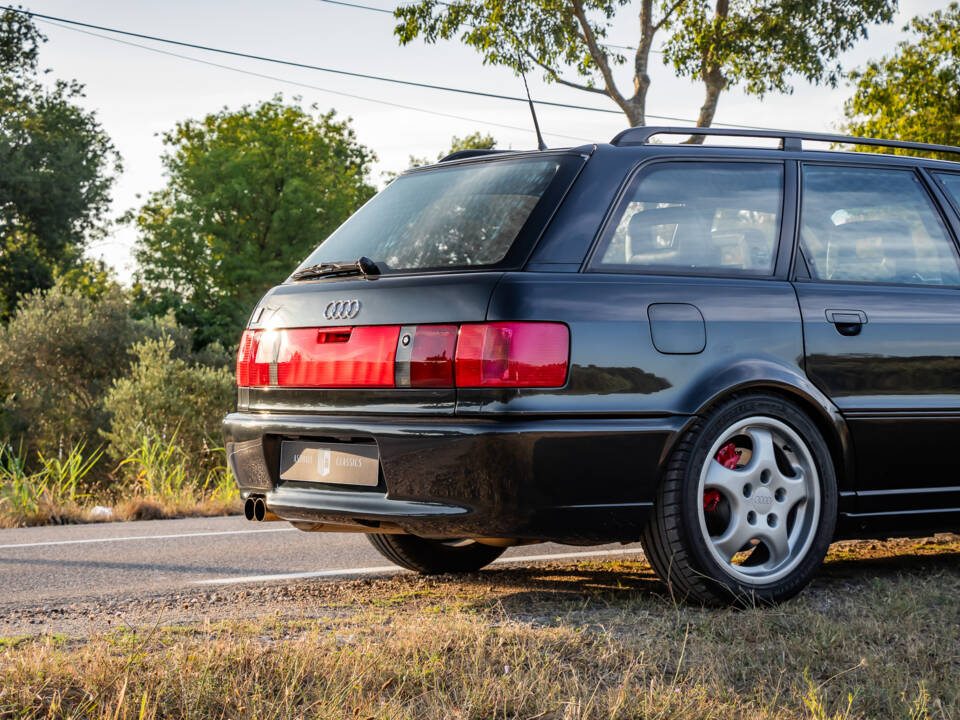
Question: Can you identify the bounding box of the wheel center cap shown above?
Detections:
[750,488,775,513]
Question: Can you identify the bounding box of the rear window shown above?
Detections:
[295,156,572,274]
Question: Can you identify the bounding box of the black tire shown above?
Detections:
[641,393,837,606]
[366,534,506,574]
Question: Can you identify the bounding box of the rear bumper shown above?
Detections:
[223,412,690,542]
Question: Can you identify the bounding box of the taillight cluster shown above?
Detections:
[236,322,569,389]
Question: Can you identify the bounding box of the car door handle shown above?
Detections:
[825,309,867,336]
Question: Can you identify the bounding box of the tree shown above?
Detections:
[394,1,896,135]
[0,9,121,320]
[842,3,960,158]
[384,131,497,182]
[131,97,377,349]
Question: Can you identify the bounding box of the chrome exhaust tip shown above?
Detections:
[243,497,256,521]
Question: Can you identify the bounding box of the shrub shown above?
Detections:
[101,335,234,480]
[0,279,192,465]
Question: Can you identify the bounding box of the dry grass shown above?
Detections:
[110,495,241,522]
[1,536,958,719]
[0,496,242,528]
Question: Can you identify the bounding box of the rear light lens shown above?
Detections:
[235,329,270,387]
[236,322,568,389]
[276,326,399,387]
[455,322,569,388]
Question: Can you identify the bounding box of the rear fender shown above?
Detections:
[668,357,854,495]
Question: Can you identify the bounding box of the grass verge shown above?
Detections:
[1,537,958,719]
[0,441,240,528]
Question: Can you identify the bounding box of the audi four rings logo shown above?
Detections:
[324,299,361,320]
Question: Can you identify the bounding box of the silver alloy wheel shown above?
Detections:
[697,416,821,584]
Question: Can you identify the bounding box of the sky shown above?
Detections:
[20,0,948,282]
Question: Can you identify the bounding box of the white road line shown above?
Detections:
[193,547,644,586]
[0,527,296,550]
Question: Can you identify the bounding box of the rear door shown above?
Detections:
[793,163,960,518]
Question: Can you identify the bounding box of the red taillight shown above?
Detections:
[236,322,569,389]
[236,329,270,387]
[276,326,399,387]
[236,330,255,387]
[455,322,569,388]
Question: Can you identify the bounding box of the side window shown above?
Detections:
[592,162,783,275]
[799,166,960,286]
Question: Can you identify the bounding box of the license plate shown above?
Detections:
[279,441,380,487]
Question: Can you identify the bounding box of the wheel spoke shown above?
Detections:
[703,459,744,492]
[745,427,777,471]
[712,518,755,562]
[781,471,808,506]
[758,522,791,565]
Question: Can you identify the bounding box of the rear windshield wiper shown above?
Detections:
[291,256,380,281]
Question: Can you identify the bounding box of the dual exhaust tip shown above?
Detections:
[244,496,280,522]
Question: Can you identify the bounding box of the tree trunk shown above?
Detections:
[623,99,644,127]
[623,0,655,127]
[687,0,729,144]
[687,67,725,144]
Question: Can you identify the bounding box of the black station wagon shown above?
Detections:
[224,126,960,605]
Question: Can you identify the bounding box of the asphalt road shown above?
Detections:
[0,515,644,606]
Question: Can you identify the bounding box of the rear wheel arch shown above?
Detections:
[677,364,853,493]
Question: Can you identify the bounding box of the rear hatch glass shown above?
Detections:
[292,153,585,275]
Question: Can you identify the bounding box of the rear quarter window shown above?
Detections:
[590,161,784,276]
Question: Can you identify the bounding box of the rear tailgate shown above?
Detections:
[238,272,503,416]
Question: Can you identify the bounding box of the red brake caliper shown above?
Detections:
[704,443,739,512]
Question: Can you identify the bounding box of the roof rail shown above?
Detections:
[439,149,513,162]
[610,126,960,158]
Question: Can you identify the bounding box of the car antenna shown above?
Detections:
[517,52,547,151]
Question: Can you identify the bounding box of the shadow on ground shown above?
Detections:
[353,536,960,615]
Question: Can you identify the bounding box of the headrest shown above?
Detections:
[627,205,695,240]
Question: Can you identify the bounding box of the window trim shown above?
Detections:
[583,157,790,280]
[792,161,960,290]
[927,169,960,244]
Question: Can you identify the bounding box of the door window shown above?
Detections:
[591,162,783,276]
[799,166,960,286]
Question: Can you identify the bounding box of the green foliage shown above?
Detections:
[394,1,896,129]
[118,434,236,505]
[56,258,120,301]
[131,96,377,349]
[102,335,235,480]
[447,131,497,155]
[0,9,121,320]
[842,3,960,157]
[664,1,897,97]
[0,279,192,462]
[0,442,99,526]
[0,7,41,78]
[385,131,497,182]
